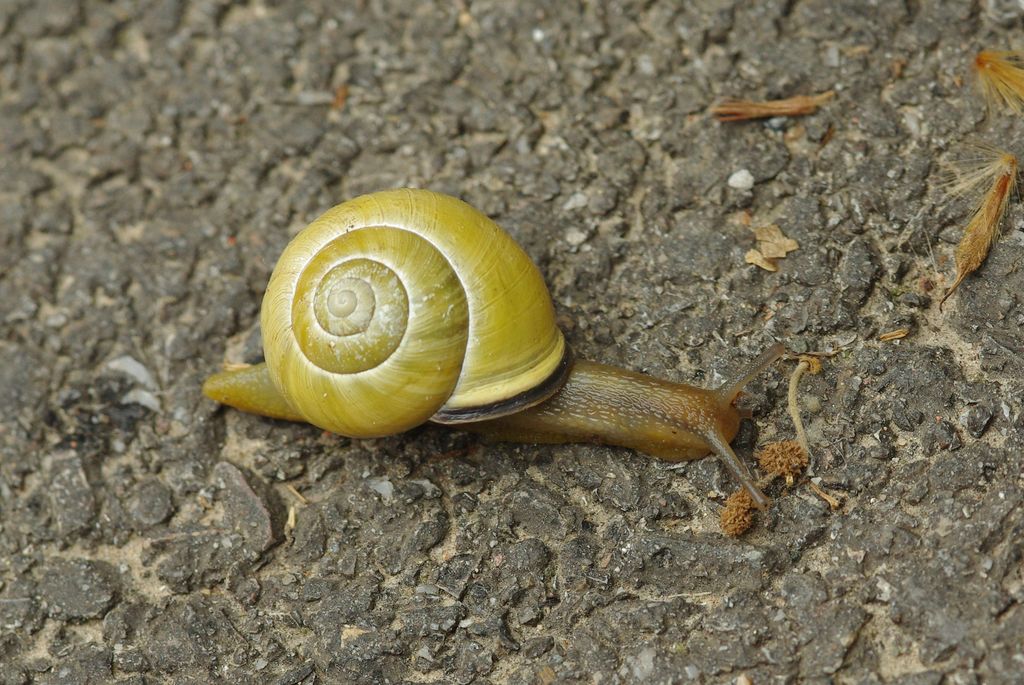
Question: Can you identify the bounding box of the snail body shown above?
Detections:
[203,189,781,508]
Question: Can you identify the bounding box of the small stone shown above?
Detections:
[960,404,993,439]
[40,559,117,620]
[727,169,755,190]
[126,480,174,529]
[562,192,588,211]
[453,640,494,683]
[105,355,157,389]
[121,388,161,412]
[366,476,394,501]
[407,478,440,498]
[48,452,96,539]
[231,577,261,605]
[0,579,38,631]
[504,538,551,575]
[409,513,449,553]
[565,228,588,246]
[824,44,841,67]
[619,646,657,681]
[523,636,554,658]
[399,605,465,639]
[44,644,112,683]
[898,292,926,308]
[214,462,284,554]
[290,507,327,562]
[929,420,963,452]
[294,91,335,106]
[112,645,147,673]
[273,663,315,685]
[437,554,477,598]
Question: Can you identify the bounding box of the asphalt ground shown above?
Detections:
[1,1,1023,683]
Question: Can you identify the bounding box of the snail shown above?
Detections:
[203,189,783,508]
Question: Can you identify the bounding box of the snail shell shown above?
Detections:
[261,189,570,438]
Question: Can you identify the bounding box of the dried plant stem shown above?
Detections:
[878,328,909,341]
[787,359,815,464]
[712,91,835,121]
[286,483,309,505]
[808,481,841,510]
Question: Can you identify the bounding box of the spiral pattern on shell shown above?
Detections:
[260,189,567,438]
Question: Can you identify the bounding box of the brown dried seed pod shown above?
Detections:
[757,440,809,483]
[721,490,757,537]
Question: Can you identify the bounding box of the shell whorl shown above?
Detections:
[261,189,567,438]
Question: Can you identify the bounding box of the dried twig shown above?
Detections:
[878,328,909,342]
[788,356,821,462]
[808,480,841,510]
[712,91,835,122]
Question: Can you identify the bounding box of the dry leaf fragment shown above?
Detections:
[973,50,1024,113]
[890,58,907,79]
[940,149,1018,308]
[753,224,800,258]
[538,666,557,685]
[746,224,800,271]
[332,84,350,111]
[745,249,778,272]
[711,91,835,122]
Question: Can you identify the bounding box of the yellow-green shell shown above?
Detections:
[261,188,566,438]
